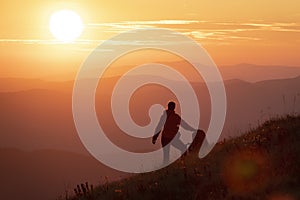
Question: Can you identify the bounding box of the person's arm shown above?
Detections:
[152,132,160,144]
[180,119,197,132]
[152,111,167,144]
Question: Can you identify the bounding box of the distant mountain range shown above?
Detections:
[219,63,300,82]
[0,73,299,153]
[1,64,300,92]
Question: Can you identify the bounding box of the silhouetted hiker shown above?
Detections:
[152,101,198,163]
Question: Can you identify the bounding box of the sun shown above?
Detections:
[49,10,83,43]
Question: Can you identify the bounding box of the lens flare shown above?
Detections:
[221,148,270,194]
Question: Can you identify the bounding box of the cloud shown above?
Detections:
[89,20,199,27]
[0,39,102,45]
[87,20,300,44]
[0,20,298,46]
[0,39,50,44]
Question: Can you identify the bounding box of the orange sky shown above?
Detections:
[0,0,299,80]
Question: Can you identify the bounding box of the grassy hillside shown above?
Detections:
[67,115,300,200]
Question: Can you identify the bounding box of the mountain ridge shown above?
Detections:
[1,64,300,92]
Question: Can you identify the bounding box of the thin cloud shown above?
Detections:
[0,39,102,45]
[1,20,299,46]
[90,20,200,27]
[88,20,299,43]
[0,39,53,44]
[124,20,201,25]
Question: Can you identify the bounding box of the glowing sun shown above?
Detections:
[49,10,83,42]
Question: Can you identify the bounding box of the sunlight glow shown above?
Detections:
[49,10,83,43]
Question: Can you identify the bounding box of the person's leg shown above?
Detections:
[162,144,170,164]
[172,133,187,155]
[161,136,171,164]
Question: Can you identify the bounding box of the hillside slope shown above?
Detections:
[68,115,300,200]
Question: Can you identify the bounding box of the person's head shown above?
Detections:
[167,101,176,110]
